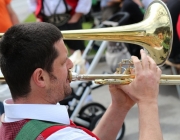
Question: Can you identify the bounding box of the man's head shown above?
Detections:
[154,27,165,41]
[157,32,164,40]
[0,22,73,103]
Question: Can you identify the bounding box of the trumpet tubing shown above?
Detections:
[2,74,180,85]
[0,0,178,85]
[0,0,173,66]
[62,0,173,66]
[68,72,180,85]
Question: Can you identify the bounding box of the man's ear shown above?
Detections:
[32,68,47,87]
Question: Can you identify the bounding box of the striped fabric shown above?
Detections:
[0,119,45,140]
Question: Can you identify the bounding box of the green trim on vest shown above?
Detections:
[15,120,60,140]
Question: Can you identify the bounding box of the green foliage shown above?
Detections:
[24,14,36,23]
[82,22,93,29]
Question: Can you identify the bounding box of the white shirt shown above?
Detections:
[27,0,92,16]
[2,99,96,140]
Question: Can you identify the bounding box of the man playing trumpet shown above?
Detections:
[0,22,162,140]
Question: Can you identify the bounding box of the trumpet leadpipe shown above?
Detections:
[2,73,180,85]
[69,72,180,85]
[70,72,135,81]
[70,73,180,81]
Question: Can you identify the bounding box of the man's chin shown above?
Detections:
[64,88,72,98]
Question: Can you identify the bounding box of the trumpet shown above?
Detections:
[68,59,180,85]
[1,0,179,85]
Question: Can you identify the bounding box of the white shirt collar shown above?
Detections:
[3,99,70,125]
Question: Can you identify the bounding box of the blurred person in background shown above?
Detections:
[120,0,144,59]
[101,0,144,59]
[100,0,144,72]
[100,0,144,27]
[27,0,92,55]
[166,0,180,64]
[100,0,145,28]
[0,0,19,32]
[100,0,122,22]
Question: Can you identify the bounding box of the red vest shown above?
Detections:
[177,15,180,40]
[0,119,29,140]
[35,0,78,20]
[0,119,99,140]
[66,0,79,15]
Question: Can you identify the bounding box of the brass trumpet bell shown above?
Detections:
[61,0,173,66]
[0,0,173,66]
[0,0,176,85]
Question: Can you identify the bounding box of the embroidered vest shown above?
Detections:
[0,119,99,140]
[35,0,78,20]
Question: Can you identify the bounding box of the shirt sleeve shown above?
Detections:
[75,0,92,15]
[5,0,11,5]
[27,0,37,13]
[46,127,97,140]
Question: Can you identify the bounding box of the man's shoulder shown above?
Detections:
[32,120,97,140]
[46,126,97,140]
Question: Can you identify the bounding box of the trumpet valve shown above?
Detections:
[123,68,133,74]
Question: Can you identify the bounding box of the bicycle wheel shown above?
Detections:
[79,102,106,124]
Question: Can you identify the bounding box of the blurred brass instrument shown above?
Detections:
[1,0,180,85]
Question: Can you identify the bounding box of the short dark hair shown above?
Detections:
[154,27,165,35]
[0,22,62,99]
